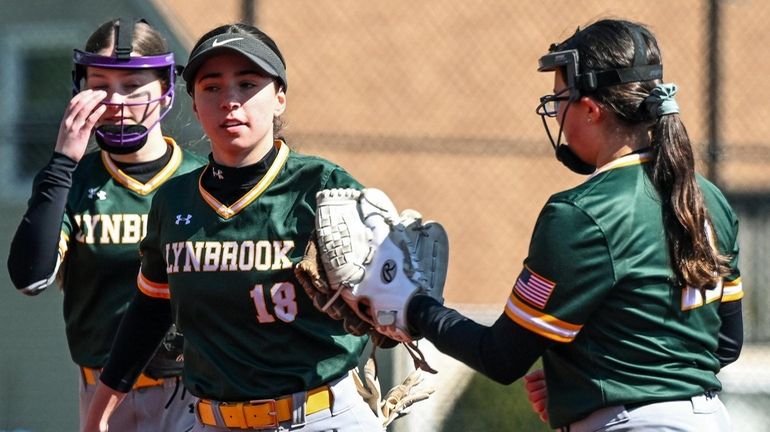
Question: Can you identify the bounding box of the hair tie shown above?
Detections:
[644,83,679,118]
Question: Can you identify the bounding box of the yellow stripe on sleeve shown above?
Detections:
[58,231,69,260]
[137,270,170,299]
[504,294,582,343]
[722,277,744,302]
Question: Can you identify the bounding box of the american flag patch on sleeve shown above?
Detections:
[514,265,556,309]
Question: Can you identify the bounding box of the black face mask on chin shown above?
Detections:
[554,144,596,175]
[94,124,149,155]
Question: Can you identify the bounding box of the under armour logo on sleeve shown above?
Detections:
[87,188,108,200]
[175,214,192,225]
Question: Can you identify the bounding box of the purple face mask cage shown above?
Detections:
[94,84,175,147]
[71,50,177,148]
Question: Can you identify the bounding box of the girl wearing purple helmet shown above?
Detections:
[8,18,205,431]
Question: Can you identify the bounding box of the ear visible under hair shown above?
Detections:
[274,91,287,117]
[581,96,603,120]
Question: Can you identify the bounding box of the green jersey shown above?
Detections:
[503,153,743,426]
[59,138,205,368]
[137,141,368,401]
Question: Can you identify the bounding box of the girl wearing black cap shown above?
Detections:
[7,18,205,432]
[83,23,383,432]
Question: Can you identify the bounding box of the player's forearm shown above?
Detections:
[408,295,550,384]
[7,152,76,293]
[716,299,743,367]
[82,382,127,432]
[99,292,173,391]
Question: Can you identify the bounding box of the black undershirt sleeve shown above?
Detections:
[99,292,172,392]
[716,299,743,367]
[99,147,179,390]
[408,295,553,384]
[7,152,77,294]
[409,295,742,375]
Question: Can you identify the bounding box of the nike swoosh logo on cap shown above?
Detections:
[212,37,244,47]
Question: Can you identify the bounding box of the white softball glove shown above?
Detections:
[314,188,448,343]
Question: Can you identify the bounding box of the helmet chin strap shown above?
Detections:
[543,102,596,175]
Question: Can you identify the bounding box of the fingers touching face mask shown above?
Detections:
[71,18,177,154]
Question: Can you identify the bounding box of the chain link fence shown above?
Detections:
[1,1,769,430]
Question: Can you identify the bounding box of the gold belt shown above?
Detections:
[195,385,332,430]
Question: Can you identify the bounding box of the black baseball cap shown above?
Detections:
[182,33,287,94]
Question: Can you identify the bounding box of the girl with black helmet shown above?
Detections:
[356,18,742,431]
[7,18,205,431]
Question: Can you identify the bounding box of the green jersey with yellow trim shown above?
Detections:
[504,153,743,426]
[138,141,368,401]
[59,138,205,368]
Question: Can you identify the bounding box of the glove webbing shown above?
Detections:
[400,340,437,374]
[320,285,345,313]
[367,336,436,375]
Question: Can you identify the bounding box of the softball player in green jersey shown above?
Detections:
[374,19,742,431]
[7,18,205,432]
[83,23,381,432]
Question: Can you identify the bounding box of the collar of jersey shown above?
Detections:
[101,137,183,196]
[198,140,290,219]
[587,151,653,180]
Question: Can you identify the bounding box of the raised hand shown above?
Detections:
[54,89,108,161]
